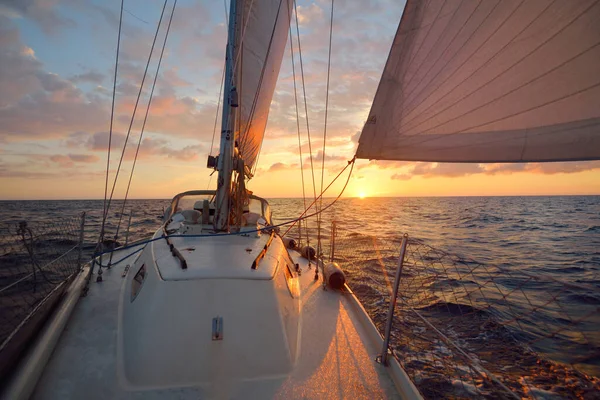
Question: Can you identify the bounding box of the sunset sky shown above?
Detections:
[1,0,599,200]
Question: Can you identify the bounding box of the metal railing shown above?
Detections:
[330,222,600,399]
[0,213,86,382]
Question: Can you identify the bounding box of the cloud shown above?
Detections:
[66,153,99,163]
[390,173,412,181]
[268,162,298,172]
[69,71,105,85]
[358,160,412,170]
[0,19,109,139]
[309,150,348,164]
[484,162,600,176]
[50,153,99,167]
[1,0,598,197]
[0,0,77,34]
[70,131,204,162]
[84,131,127,151]
[389,161,600,181]
[137,137,204,161]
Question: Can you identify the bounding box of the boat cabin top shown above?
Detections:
[163,190,272,229]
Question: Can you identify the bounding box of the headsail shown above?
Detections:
[234,0,293,169]
[356,0,600,163]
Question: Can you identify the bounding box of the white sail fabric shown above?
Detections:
[235,0,293,169]
[356,0,600,162]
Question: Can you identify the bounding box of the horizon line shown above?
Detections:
[2,193,599,201]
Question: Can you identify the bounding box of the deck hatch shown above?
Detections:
[212,316,223,340]
[130,264,146,302]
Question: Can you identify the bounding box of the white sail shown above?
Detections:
[356,0,600,163]
[235,0,293,169]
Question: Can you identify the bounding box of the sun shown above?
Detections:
[358,192,366,199]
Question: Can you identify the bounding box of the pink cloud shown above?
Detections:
[50,153,100,167]
[388,161,600,181]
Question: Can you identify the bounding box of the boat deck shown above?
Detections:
[31,245,408,399]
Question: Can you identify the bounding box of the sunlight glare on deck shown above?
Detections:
[275,306,387,399]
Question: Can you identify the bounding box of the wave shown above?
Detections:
[545,266,586,273]
[567,293,600,305]
[416,301,490,317]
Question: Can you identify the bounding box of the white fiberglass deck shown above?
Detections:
[32,245,406,399]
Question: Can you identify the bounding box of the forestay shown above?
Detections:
[235,0,293,169]
[356,0,600,163]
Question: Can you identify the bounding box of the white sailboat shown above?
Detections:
[2,0,600,399]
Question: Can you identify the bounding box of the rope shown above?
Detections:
[95,158,356,260]
[282,157,355,238]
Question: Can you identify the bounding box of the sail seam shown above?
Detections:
[397,0,507,123]
[395,0,555,133]
[394,0,580,135]
[403,43,600,148]
[401,0,468,94]
[399,0,490,116]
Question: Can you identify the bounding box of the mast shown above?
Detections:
[214,0,239,231]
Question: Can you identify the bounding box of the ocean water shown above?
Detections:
[1,196,599,395]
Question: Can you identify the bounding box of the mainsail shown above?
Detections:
[356,0,600,163]
[234,0,293,169]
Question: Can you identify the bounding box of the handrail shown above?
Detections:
[163,189,272,224]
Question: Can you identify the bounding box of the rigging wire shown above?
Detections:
[207,60,226,191]
[289,18,309,247]
[207,0,233,190]
[96,157,356,260]
[102,0,169,232]
[292,0,319,260]
[209,62,226,158]
[112,0,178,252]
[99,0,124,249]
[124,7,149,24]
[317,0,335,272]
[282,157,355,238]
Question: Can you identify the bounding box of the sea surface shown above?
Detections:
[1,196,599,396]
